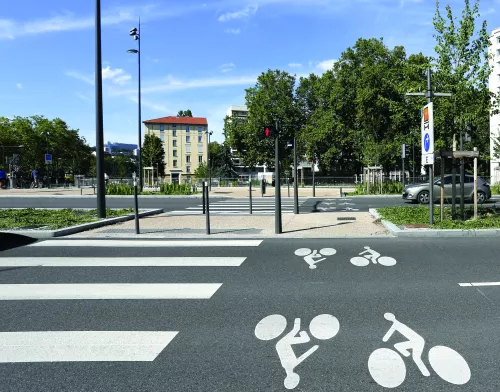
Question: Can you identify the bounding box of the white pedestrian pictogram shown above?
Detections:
[294,248,337,269]
[255,314,340,390]
[368,313,471,388]
[350,246,396,267]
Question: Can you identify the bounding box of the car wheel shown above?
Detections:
[477,191,486,204]
[418,191,430,204]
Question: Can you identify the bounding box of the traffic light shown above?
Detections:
[263,126,276,139]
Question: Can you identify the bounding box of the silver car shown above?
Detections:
[402,174,491,204]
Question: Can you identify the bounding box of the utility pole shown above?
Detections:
[406,68,452,225]
[95,0,106,218]
[293,136,299,214]
[275,120,282,234]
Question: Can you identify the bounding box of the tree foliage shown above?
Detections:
[142,134,165,176]
[177,110,193,117]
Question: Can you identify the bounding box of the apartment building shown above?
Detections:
[490,27,500,184]
[143,116,208,183]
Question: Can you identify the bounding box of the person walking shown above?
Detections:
[0,167,6,189]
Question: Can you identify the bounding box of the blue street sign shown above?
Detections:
[424,133,430,153]
[45,154,52,164]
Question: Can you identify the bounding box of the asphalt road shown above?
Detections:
[0,236,498,391]
[1,195,498,214]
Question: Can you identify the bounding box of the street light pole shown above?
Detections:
[206,130,213,191]
[128,20,142,192]
[95,0,106,218]
[293,136,299,214]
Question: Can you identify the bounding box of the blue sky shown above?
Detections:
[1,0,499,145]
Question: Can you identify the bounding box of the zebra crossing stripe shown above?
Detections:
[0,257,247,267]
[0,283,222,300]
[0,331,178,362]
[29,239,263,247]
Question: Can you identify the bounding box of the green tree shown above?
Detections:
[177,110,193,117]
[194,161,209,181]
[142,134,165,176]
[432,0,495,173]
[224,69,302,169]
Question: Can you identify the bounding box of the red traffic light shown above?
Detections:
[263,126,275,138]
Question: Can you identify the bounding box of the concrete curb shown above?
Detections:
[0,195,222,199]
[0,209,164,239]
[66,235,394,240]
[369,208,500,237]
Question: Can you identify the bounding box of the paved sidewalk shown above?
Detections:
[0,186,355,198]
[72,211,388,238]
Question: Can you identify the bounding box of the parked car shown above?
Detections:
[402,174,491,204]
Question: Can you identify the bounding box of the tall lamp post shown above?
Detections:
[128,20,142,191]
[95,0,106,218]
[205,130,213,190]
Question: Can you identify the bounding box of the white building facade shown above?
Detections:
[490,27,500,184]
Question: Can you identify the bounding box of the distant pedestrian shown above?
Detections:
[0,168,6,189]
[32,169,39,188]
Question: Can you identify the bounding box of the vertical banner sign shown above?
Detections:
[401,144,406,158]
[421,103,434,165]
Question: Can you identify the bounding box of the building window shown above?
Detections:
[172,130,177,137]
[199,155,203,163]
[198,144,203,153]
[173,160,177,167]
[160,134,164,141]
[186,136,190,143]
[198,126,203,133]
[160,125,164,132]
[198,135,202,143]
[186,145,191,153]
[186,126,190,133]
[173,140,177,147]
[186,166,191,173]
[173,150,177,157]
[186,155,191,163]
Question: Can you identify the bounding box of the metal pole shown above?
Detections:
[402,144,405,190]
[440,152,444,221]
[208,132,212,191]
[293,137,299,214]
[452,157,456,220]
[427,69,434,225]
[474,147,478,219]
[460,131,465,220]
[205,181,210,235]
[249,176,253,214]
[312,162,316,197]
[202,179,206,214]
[275,120,282,234]
[95,0,106,218]
[137,19,143,192]
[287,177,290,197]
[412,141,415,184]
[133,172,140,234]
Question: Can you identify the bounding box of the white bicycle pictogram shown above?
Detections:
[294,248,337,269]
[255,314,340,390]
[368,313,471,388]
[350,246,396,267]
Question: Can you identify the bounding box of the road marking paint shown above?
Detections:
[459,282,500,287]
[0,257,246,267]
[29,239,263,247]
[0,331,178,362]
[0,283,222,300]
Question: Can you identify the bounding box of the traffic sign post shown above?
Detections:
[421,102,435,223]
[45,154,52,165]
[401,144,406,189]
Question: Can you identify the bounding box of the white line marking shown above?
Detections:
[29,239,263,247]
[0,331,178,362]
[0,257,246,267]
[459,282,500,287]
[0,283,222,300]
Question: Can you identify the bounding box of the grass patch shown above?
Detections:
[0,208,133,230]
[377,206,500,229]
[106,183,197,195]
[348,182,403,196]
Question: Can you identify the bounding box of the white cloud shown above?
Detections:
[76,92,89,101]
[288,63,302,68]
[110,74,258,96]
[315,59,336,72]
[218,5,258,22]
[0,4,201,39]
[224,28,241,34]
[16,83,22,89]
[129,96,170,113]
[67,66,131,86]
[220,63,236,72]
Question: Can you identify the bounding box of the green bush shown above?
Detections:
[106,183,134,195]
[491,184,500,195]
[348,182,403,195]
[159,183,194,195]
